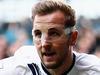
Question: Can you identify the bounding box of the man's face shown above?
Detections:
[33,11,71,69]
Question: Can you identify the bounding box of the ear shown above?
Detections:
[70,30,78,45]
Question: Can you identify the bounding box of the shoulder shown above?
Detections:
[14,45,40,63]
[73,51,100,74]
[0,46,40,75]
[0,56,28,75]
[14,45,36,57]
[73,51,100,65]
[0,56,15,69]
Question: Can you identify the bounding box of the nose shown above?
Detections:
[41,34,52,49]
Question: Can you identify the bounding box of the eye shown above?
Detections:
[34,30,41,38]
[48,30,60,37]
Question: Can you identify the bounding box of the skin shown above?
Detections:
[0,36,8,59]
[32,10,77,75]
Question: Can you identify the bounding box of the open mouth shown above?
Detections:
[42,52,56,62]
[43,52,56,56]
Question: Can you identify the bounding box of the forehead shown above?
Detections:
[33,10,66,29]
[33,23,64,32]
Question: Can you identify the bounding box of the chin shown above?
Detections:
[44,61,60,69]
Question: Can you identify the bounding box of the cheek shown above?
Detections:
[35,43,41,51]
[34,43,42,56]
[33,37,41,47]
[53,39,69,54]
[53,37,69,48]
[33,40,41,53]
[53,40,69,62]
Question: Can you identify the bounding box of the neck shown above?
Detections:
[48,47,74,75]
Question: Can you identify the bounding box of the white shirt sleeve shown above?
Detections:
[74,51,100,75]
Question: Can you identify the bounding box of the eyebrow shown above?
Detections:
[48,28,60,31]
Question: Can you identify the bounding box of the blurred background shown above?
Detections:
[0,0,100,59]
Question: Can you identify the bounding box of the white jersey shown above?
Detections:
[0,46,100,75]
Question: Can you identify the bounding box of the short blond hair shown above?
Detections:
[32,0,76,28]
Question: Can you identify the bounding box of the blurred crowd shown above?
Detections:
[76,16,100,57]
[0,16,100,59]
[0,18,33,59]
